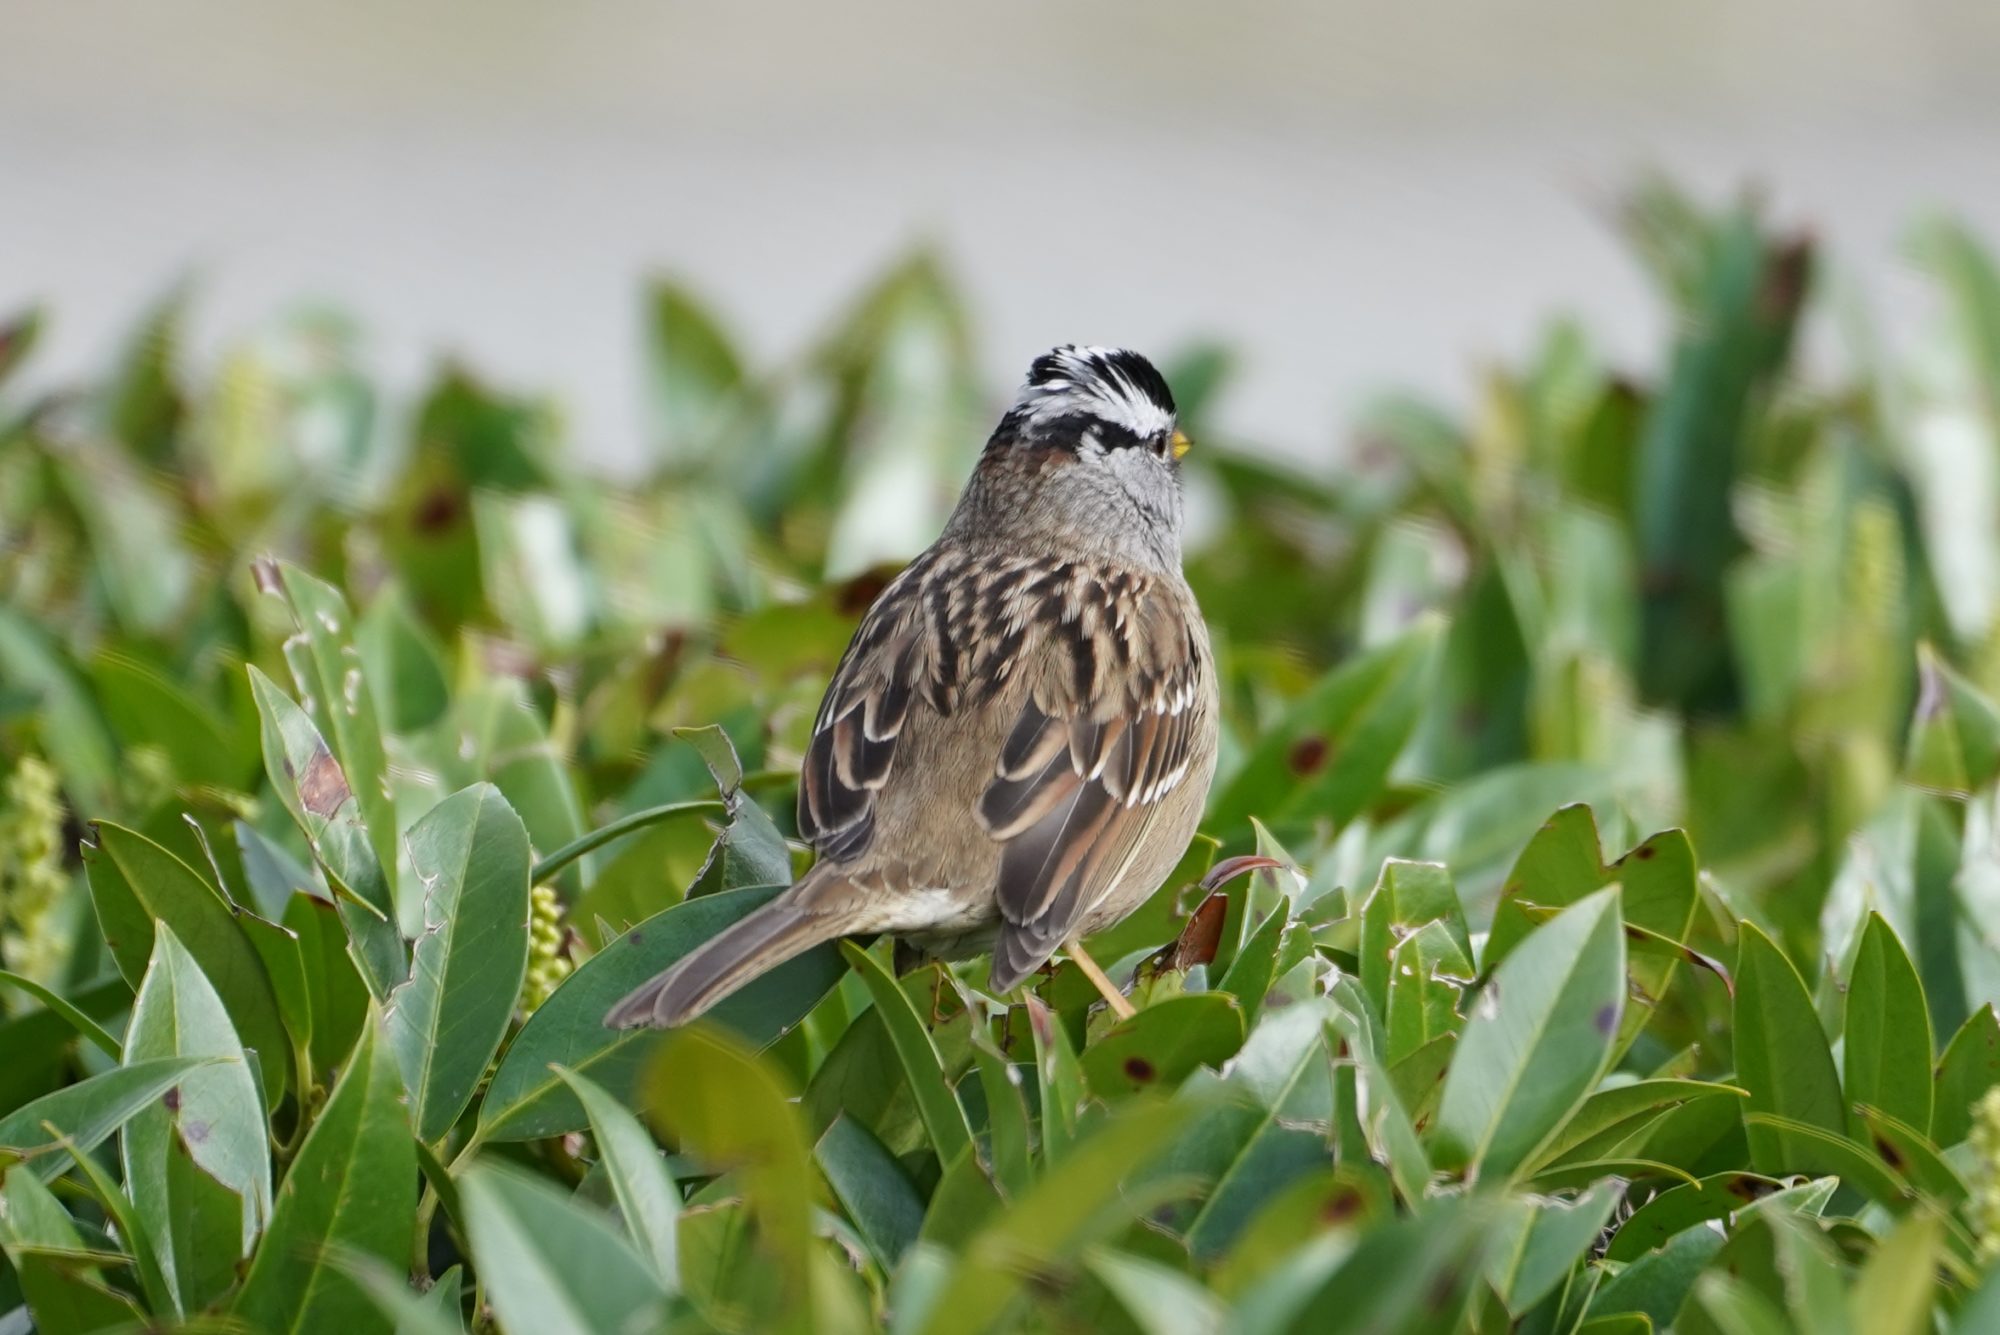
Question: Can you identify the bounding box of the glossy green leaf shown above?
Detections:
[1027,995,1088,1167]
[261,560,400,885]
[1734,922,1846,1174]
[1079,993,1247,1099]
[1486,1179,1623,1314]
[356,584,451,735]
[123,925,272,1310]
[555,1066,680,1290]
[248,665,405,1000]
[1934,1003,2000,1146]
[0,972,120,1061]
[82,822,290,1106]
[1279,1194,1495,1334]
[644,1027,814,1315]
[1606,1171,1791,1262]
[1433,887,1626,1180]
[233,1018,415,1335]
[1906,643,2000,794]
[1844,913,1933,1136]
[480,883,843,1141]
[1589,1220,1729,1327]
[1848,1212,1942,1335]
[969,1033,1033,1198]
[454,679,592,893]
[1186,1010,1335,1260]
[918,1098,1196,1334]
[459,1163,665,1335]
[1486,808,1698,1049]
[1088,1248,1228,1335]
[0,1164,148,1335]
[0,1056,216,1181]
[1531,1078,1747,1171]
[383,784,530,1143]
[1356,858,1470,1020]
[839,942,973,1168]
[816,1113,925,1271]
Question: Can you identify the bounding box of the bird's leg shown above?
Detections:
[1065,939,1136,1020]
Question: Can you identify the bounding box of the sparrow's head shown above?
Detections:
[962,345,1190,565]
[993,345,1188,465]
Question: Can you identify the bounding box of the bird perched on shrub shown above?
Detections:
[607,346,1218,1028]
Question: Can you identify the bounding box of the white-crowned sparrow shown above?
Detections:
[607,346,1219,1028]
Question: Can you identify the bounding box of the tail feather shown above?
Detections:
[604,897,852,1030]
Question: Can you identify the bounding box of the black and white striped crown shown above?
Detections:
[996,345,1178,449]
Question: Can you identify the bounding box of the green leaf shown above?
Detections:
[285,891,370,1078]
[0,972,121,1061]
[1026,995,1087,1166]
[1207,618,1441,834]
[459,1163,665,1335]
[1855,1105,1968,1205]
[0,1164,149,1335]
[260,560,400,886]
[1844,913,1933,1135]
[1087,1248,1229,1335]
[480,883,843,1141]
[1185,1011,1335,1260]
[838,943,973,1167]
[88,650,253,791]
[645,278,747,462]
[1530,1078,1747,1172]
[383,784,529,1143]
[1738,1113,1909,1208]
[356,584,451,735]
[334,1255,466,1335]
[233,1017,416,1335]
[1631,202,1807,705]
[1848,1212,1942,1335]
[1357,858,1470,1025]
[677,725,793,898]
[454,680,592,894]
[1589,1220,1728,1327]
[1278,1194,1496,1334]
[554,1066,680,1290]
[0,1056,216,1181]
[248,665,405,1000]
[1384,919,1474,1065]
[644,1027,814,1312]
[1906,644,2000,794]
[1934,1003,2000,1145]
[123,924,273,1312]
[1734,922,1847,1173]
[1216,897,1291,1025]
[969,1034,1033,1198]
[82,821,291,1106]
[816,1113,925,1272]
[918,1098,1197,1334]
[1433,887,1626,1180]
[1487,808,1698,1050]
[1606,1172,1792,1262]
[1080,994,1247,1099]
[1486,1180,1623,1314]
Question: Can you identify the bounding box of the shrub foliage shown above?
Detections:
[7,184,2000,1330]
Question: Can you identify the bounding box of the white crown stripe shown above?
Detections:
[1008,346,1177,444]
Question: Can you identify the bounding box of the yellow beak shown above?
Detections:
[1171,429,1193,460]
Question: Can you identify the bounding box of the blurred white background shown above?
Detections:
[7,0,2000,469]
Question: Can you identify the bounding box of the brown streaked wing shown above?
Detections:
[977,571,1206,988]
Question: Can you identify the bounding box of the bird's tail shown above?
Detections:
[604,882,857,1030]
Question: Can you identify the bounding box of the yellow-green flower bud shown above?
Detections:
[1971,1086,2000,1261]
[0,755,69,984]
[521,882,573,1014]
